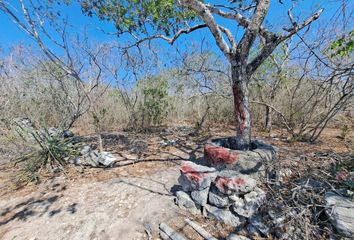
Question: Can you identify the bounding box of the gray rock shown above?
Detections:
[214,171,257,195]
[206,205,244,227]
[249,214,269,236]
[175,191,199,214]
[86,150,100,166]
[208,189,230,208]
[206,138,276,176]
[98,151,116,166]
[325,191,354,238]
[191,187,210,206]
[246,224,260,238]
[80,145,91,155]
[75,149,116,167]
[62,130,74,138]
[227,233,250,240]
[244,187,266,206]
[178,161,217,191]
[232,187,266,218]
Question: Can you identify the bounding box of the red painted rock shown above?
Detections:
[204,144,240,165]
[205,138,277,177]
[178,161,217,191]
[214,170,257,195]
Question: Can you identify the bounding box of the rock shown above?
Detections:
[246,224,260,238]
[249,214,269,236]
[204,144,241,165]
[208,188,230,208]
[244,187,266,206]
[87,150,100,166]
[232,188,266,218]
[175,191,199,214]
[206,205,245,227]
[178,161,217,191]
[227,233,250,240]
[205,138,276,176]
[98,151,116,166]
[191,187,210,206]
[214,171,257,195]
[75,149,116,167]
[80,145,91,155]
[62,130,74,138]
[325,191,354,238]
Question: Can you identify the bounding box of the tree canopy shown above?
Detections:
[80,0,200,36]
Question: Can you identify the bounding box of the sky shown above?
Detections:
[0,0,352,58]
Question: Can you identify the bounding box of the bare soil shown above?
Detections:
[0,126,352,240]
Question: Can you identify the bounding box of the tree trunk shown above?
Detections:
[264,106,272,132]
[231,64,251,150]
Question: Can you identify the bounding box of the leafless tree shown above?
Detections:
[0,0,114,151]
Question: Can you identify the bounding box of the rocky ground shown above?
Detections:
[0,126,353,239]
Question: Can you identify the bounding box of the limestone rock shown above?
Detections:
[205,138,276,175]
[74,148,116,167]
[98,152,116,166]
[191,187,209,206]
[208,189,230,208]
[214,171,257,195]
[232,187,266,218]
[204,144,241,165]
[175,191,199,214]
[206,205,244,227]
[178,161,217,191]
[227,234,251,240]
[325,191,354,238]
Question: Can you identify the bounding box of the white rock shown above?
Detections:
[206,205,244,227]
[227,233,250,240]
[325,191,354,238]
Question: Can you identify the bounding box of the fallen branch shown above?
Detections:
[159,223,186,240]
[185,219,217,240]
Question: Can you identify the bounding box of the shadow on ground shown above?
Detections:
[0,182,78,226]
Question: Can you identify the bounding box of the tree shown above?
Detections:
[0,1,115,152]
[80,0,322,149]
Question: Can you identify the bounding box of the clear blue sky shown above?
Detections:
[0,0,351,57]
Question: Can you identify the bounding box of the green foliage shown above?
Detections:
[138,76,171,127]
[14,125,81,183]
[329,30,354,57]
[80,0,200,36]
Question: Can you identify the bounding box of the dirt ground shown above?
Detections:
[0,126,352,240]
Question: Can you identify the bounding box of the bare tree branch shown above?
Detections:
[179,0,231,60]
[124,23,207,49]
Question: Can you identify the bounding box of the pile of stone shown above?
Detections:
[13,118,116,168]
[71,145,116,167]
[175,137,276,234]
[176,161,266,227]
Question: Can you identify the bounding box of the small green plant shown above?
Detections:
[13,124,81,183]
[138,76,171,127]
